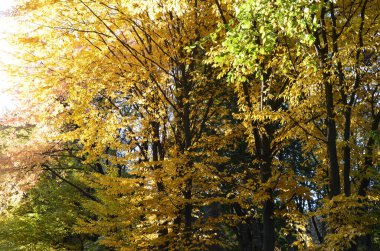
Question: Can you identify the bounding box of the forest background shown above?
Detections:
[0,0,379,250]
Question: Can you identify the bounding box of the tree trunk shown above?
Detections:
[262,198,275,251]
[259,132,275,251]
[315,1,341,199]
[324,80,341,198]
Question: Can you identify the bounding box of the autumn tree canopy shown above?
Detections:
[0,0,379,250]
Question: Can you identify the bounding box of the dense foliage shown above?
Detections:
[0,0,379,250]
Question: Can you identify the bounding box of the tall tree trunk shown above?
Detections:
[262,197,275,251]
[314,2,341,198]
[176,63,194,246]
[257,131,275,251]
[343,100,352,197]
[355,115,379,251]
[244,66,275,250]
[324,81,341,198]
[151,121,169,250]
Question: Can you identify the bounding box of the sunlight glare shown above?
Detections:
[0,1,16,12]
[0,0,17,115]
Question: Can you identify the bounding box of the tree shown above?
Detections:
[209,0,379,249]
[2,0,379,250]
[13,0,240,249]
[209,0,317,249]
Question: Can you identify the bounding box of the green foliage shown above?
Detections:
[0,173,101,250]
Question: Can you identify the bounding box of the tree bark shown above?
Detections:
[258,132,275,251]
[314,2,341,198]
[262,198,275,251]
